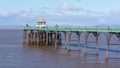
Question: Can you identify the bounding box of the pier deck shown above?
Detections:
[24,27,120,32]
[23,26,120,61]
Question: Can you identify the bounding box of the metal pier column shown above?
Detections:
[84,32,89,55]
[106,32,111,61]
[67,32,72,52]
[23,29,28,45]
[43,31,46,46]
[96,33,99,56]
[76,32,81,53]
[50,31,53,46]
[47,31,53,46]
[29,30,34,45]
[64,32,67,49]
[54,32,57,49]
[36,30,40,46]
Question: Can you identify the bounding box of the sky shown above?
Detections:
[0,0,120,28]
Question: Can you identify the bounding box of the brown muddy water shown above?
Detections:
[0,29,120,68]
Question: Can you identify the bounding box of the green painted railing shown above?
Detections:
[24,27,120,33]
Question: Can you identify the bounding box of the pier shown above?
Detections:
[23,18,120,61]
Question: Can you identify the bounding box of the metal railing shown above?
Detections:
[23,25,120,32]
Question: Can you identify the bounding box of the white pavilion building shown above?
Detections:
[36,17,47,28]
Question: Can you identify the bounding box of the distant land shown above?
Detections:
[0,25,23,29]
[1,24,120,30]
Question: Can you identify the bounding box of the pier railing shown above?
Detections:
[24,26,120,32]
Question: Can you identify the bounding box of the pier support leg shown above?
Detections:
[41,32,43,46]
[23,29,28,45]
[106,32,111,61]
[33,31,35,45]
[46,32,48,46]
[29,30,34,45]
[54,32,61,49]
[44,31,47,46]
[67,32,72,52]
[54,32,57,49]
[36,30,40,46]
[64,32,67,49]
[34,31,36,45]
[57,32,61,46]
[76,32,81,53]
[43,31,46,46]
[40,32,42,46]
[57,32,61,48]
[84,32,89,56]
[96,34,99,56]
[78,33,81,53]
[50,31,53,46]
[47,32,49,46]
[27,32,30,45]
[47,31,53,46]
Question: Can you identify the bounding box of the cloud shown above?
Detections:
[60,3,83,11]
[60,3,71,10]
[19,9,48,18]
[60,3,87,12]
[109,10,120,16]
[69,7,85,11]
[40,7,51,9]
[59,3,107,16]
[19,13,27,17]
[54,13,63,16]
[98,18,108,23]
[0,12,10,17]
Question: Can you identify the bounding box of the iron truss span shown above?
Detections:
[24,27,120,32]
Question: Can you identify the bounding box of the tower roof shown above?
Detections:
[38,17,45,23]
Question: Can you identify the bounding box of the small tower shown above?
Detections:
[36,17,47,28]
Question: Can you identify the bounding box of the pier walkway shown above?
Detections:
[24,27,120,32]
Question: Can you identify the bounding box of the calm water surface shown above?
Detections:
[0,29,120,68]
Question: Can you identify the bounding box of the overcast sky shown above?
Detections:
[0,0,120,28]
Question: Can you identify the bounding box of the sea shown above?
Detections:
[0,29,120,68]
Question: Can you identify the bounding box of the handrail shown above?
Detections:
[24,27,120,32]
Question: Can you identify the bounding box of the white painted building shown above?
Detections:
[36,17,47,28]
